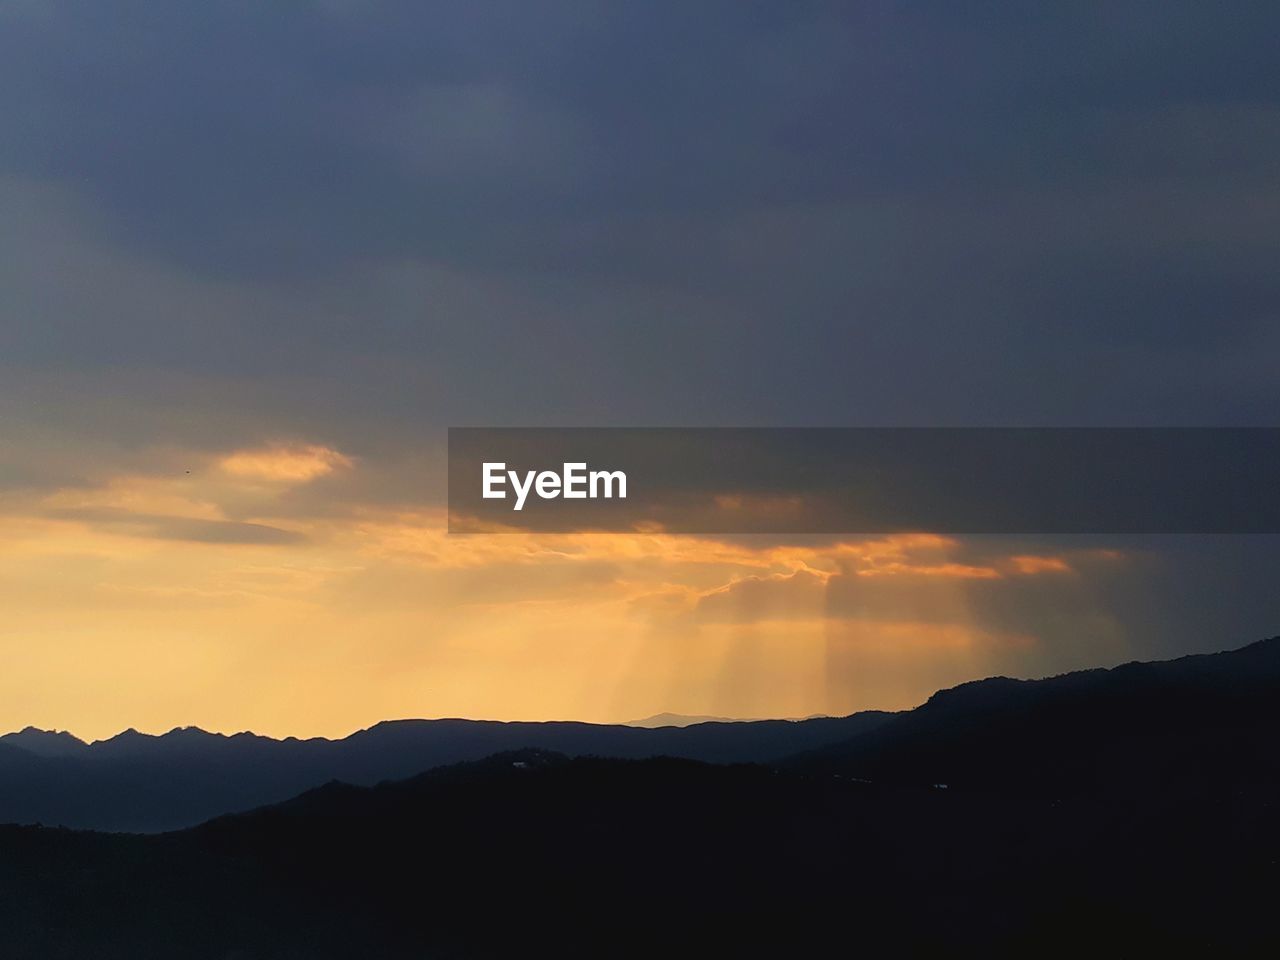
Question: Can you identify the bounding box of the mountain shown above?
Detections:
[626,712,746,727]
[0,638,1278,955]
[0,742,1275,958]
[0,727,88,758]
[4,637,1277,834]
[789,635,1280,792]
[0,711,894,832]
[627,712,832,727]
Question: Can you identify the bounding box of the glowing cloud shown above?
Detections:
[1009,555,1073,575]
[219,444,353,484]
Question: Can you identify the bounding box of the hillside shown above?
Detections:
[0,744,1275,958]
[0,638,1277,955]
[0,711,892,831]
[789,636,1280,792]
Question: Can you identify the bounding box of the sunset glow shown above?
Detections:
[0,443,1138,740]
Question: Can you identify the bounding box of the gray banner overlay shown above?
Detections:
[448,428,1280,534]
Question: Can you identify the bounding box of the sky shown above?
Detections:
[1,2,1279,740]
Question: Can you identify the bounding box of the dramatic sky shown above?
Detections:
[2,2,1278,739]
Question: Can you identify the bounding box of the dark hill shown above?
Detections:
[789,635,1280,792]
[0,746,1275,958]
[0,711,892,831]
[1,638,1279,955]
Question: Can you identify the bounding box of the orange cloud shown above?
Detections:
[854,561,1002,579]
[1009,554,1073,575]
[219,443,353,483]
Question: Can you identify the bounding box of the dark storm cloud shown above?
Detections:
[2,0,1278,434]
[5,3,1279,275]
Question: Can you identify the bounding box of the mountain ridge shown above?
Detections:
[0,710,895,831]
[2,635,1276,831]
[788,634,1280,789]
[0,726,89,758]
[0,636,1277,955]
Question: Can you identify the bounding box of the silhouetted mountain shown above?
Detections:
[0,741,1276,958]
[790,635,1280,792]
[1,639,1279,955]
[626,712,745,727]
[6,637,1279,838]
[0,727,88,758]
[627,711,832,726]
[0,712,893,831]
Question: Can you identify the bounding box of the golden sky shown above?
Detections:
[0,439,1136,741]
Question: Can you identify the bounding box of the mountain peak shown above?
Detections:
[0,726,89,757]
[165,726,223,739]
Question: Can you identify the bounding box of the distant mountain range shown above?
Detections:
[625,712,832,727]
[625,712,746,727]
[0,727,86,757]
[0,711,893,831]
[2,637,1278,835]
[0,637,1277,956]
